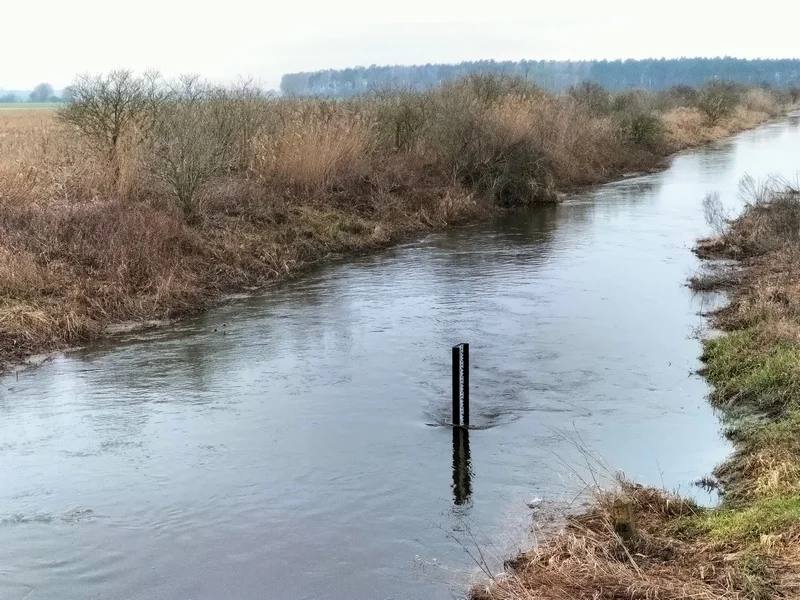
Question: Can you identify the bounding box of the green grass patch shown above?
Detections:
[678,495,800,543]
[702,326,800,414]
[738,554,774,600]
[719,408,800,502]
[735,409,800,447]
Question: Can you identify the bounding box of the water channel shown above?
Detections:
[1,113,799,600]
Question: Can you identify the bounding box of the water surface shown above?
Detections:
[2,114,799,600]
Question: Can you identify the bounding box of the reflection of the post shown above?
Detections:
[452,427,472,506]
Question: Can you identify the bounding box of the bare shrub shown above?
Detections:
[616,111,666,152]
[569,81,611,115]
[696,81,742,125]
[736,177,800,254]
[454,73,540,105]
[701,176,800,259]
[702,192,729,236]
[373,88,431,152]
[425,85,483,170]
[58,70,164,185]
[148,76,245,222]
[658,85,699,110]
[611,89,652,114]
[427,94,553,206]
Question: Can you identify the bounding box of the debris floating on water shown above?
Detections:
[525,497,542,509]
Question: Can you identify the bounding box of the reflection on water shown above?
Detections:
[452,428,473,506]
[1,113,800,600]
[697,141,736,175]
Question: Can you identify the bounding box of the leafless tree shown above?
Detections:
[696,81,740,125]
[148,76,246,222]
[58,70,165,182]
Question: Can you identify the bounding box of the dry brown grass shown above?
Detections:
[662,105,773,150]
[0,106,488,367]
[0,109,119,203]
[254,111,373,193]
[0,83,788,370]
[472,482,789,600]
[743,89,782,116]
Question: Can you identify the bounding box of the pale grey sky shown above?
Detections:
[5,0,800,90]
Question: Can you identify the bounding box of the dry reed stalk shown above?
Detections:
[253,112,373,194]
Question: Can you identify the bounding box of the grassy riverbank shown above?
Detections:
[473,180,800,599]
[0,75,791,369]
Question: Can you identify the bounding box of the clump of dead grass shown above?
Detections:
[661,103,778,151]
[473,480,783,600]
[253,109,373,194]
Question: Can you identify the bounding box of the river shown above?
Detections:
[1,113,799,600]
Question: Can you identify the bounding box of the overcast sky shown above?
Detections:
[5,0,800,90]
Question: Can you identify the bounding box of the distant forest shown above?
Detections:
[281,58,800,97]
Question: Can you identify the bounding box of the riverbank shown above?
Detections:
[473,179,800,599]
[0,77,791,371]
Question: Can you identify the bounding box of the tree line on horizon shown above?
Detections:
[0,83,64,103]
[280,57,800,97]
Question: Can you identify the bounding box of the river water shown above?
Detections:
[2,114,799,600]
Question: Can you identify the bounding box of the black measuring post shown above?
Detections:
[462,343,469,428]
[452,345,461,426]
